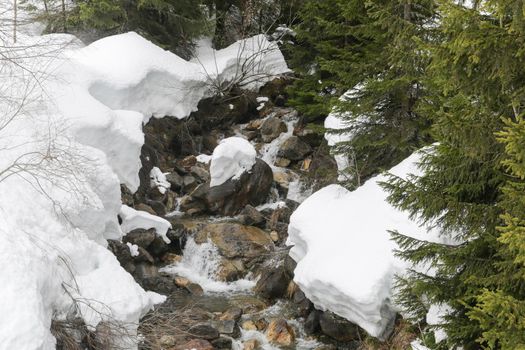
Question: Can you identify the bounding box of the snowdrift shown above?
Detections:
[286,150,458,339]
[0,30,289,349]
[210,137,257,187]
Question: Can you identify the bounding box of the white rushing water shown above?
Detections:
[160,237,255,293]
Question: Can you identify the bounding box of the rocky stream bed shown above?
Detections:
[104,80,405,350]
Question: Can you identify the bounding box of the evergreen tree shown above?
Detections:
[288,0,435,187]
[39,0,210,58]
[384,0,525,347]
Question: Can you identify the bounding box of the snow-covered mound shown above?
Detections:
[210,137,257,187]
[286,150,458,339]
[0,28,289,349]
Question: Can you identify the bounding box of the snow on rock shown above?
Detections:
[210,137,257,187]
[286,150,459,339]
[149,166,170,194]
[119,205,171,244]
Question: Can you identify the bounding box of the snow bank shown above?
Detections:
[210,137,257,187]
[286,150,458,339]
[0,28,288,349]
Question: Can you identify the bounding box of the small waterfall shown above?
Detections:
[160,237,255,293]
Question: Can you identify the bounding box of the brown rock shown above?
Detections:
[260,117,287,143]
[134,203,156,216]
[174,276,190,288]
[194,223,274,260]
[180,155,197,169]
[242,320,257,331]
[266,319,295,346]
[243,339,260,350]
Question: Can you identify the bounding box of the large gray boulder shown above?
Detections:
[180,158,273,216]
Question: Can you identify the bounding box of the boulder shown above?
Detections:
[239,205,266,227]
[254,266,292,300]
[278,136,312,161]
[181,159,273,216]
[211,319,241,337]
[319,311,359,342]
[122,228,156,249]
[134,203,157,216]
[260,117,287,143]
[265,319,295,346]
[195,223,274,260]
[217,258,246,282]
[166,171,184,191]
[188,324,220,340]
[304,310,322,335]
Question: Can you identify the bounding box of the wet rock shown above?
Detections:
[186,283,204,295]
[239,205,266,227]
[245,118,264,131]
[145,199,167,216]
[175,339,214,350]
[191,165,210,183]
[220,307,243,322]
[283,255,297,277]
[266,319,295,346]
[278,136,313,161]
[211,319,240,337]
[304,310,322,335]
[254,266,292,300]
[183,175,198,193]
[242,320,257,331]
[162,253,183,264]
[174,276,191,288]
[147,236,170,258]
[217,258,246,282]
[260,117,287,143]
[182,159,273,216]
[243,339,260,350]
[254,318,268,331]
[274,157,291,167]
[134,203,157,216]
[133,246,155,264]
[166,171,184,191]
[319,311,359,342]
[138,274,178,294]
[293,289,313,317]
[269,231,279,242]
[123,228,156,249]
[189,324,220,340]
[195,223,274,260]
[211,336,233,349]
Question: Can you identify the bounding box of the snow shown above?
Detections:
[411,340,431,350]
[209,137,257,187]
[119,205,171,244]
[149,166,170,194]
[286,150,459,340]
[426,303,453,343]
[196,153,212,164]
[127,242,140,257]
[0,27,289,349]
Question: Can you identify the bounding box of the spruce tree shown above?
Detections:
[288,0,434,187]
[383,0,525,347]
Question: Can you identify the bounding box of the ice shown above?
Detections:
[210,137,257,187]
[286,150,459,339]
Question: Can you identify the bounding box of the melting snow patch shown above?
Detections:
[119,205,171,244]
[149,166,170,194]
